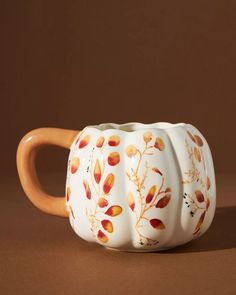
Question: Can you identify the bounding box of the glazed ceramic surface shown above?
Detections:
[65,123,216,251]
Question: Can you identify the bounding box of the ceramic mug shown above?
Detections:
[17,122,216,252]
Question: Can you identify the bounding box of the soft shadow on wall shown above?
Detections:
[2,1,236,177]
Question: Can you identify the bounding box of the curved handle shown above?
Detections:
[16,128,79,217]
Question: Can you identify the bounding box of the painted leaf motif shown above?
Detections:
[194,147,201,162]
[83,180,91,199]
[152,167,163,176]
[127,192,135,211]
[75,134,82,145]
[108,135,120,146]
[70,206,75,219]
[103,173,115,194]
[143,132,152,143]
[206,198,210,210]
[165,187,171,193]
[94,159,101,184]
[156,194,171,208]
[79,135,90,148]
[146,185,157,203]
[101,220,113,233]
[187,131,196,143]
[193,211,206,235]
[206,176,211,191]
[70,157,80,174]
[98,197,108,208]
[97,230,108,243]
[108,152,120,166]
[194,135,204,147]
[150,219,165,230]
[96,136,105,148]
[66,187,71,202]
[105,205,122,216]
[154,138,165,151]
[125,145,137,158]
[195,190,205,203]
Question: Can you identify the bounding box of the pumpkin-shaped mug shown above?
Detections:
[17,122,216,252]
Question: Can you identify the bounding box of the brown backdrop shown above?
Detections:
[1,1,236,177]
[1,2,236,295]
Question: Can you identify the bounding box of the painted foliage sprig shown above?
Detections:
[83,135,122,244]
[183,131,211,235]
[125,132,171,246]
[66,133,123,243]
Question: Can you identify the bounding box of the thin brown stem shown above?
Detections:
[126,140,166,245]
[135,149,143,175]
[135,227,158,245]
[90,150,99,196]
[186,195,206,210]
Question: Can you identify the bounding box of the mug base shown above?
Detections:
[105,246,173,253]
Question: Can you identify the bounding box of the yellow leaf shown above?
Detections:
[94,159,101,183]
[105,205,122,216]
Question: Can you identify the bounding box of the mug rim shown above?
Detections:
[86,122,187,132]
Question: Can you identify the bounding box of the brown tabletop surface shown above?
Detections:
[1,173,235,295]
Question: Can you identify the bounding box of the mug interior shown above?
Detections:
[89,122,186,132]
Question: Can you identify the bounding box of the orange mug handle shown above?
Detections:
[16,128,79,217]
